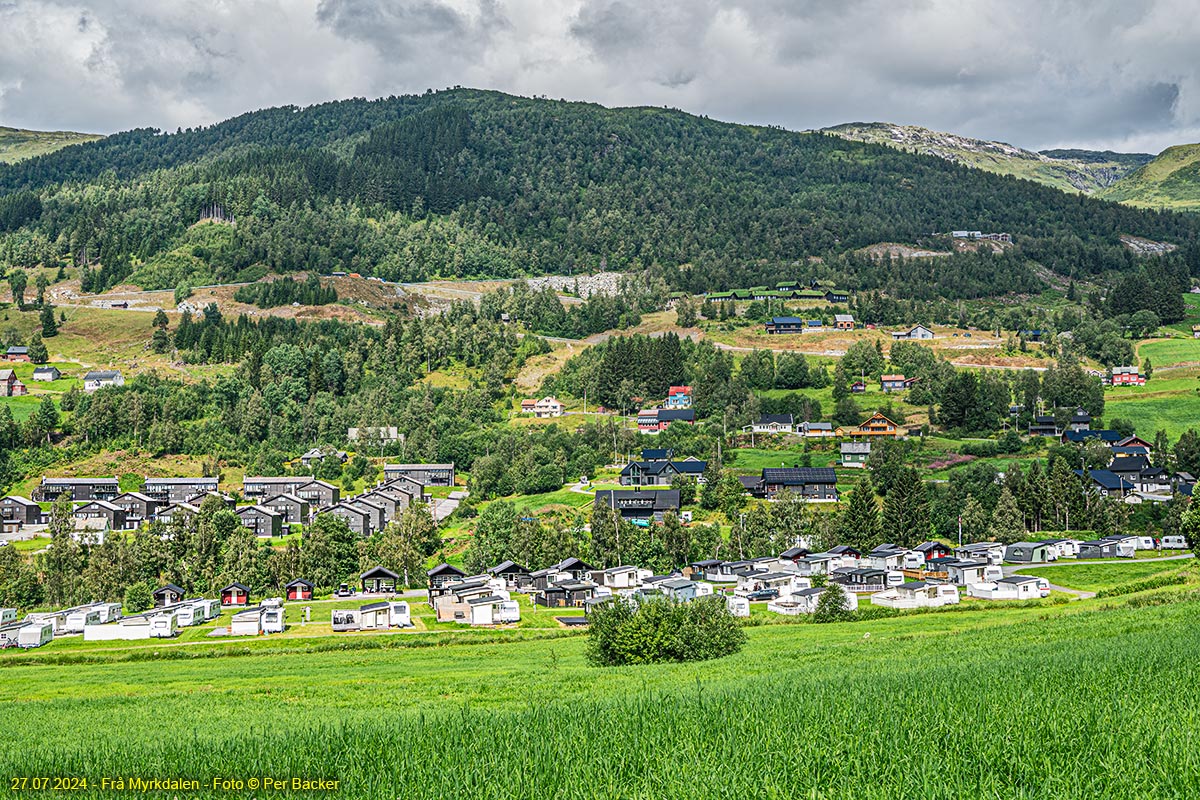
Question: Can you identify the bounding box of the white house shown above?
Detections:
[871,582,960,609]
[944,560,992,586]
[966,576,1049,600]
[533,396,565,418]
[891,325,935,341]
[83,370,124,393]
[745,414,795,434]
[769,585,860,615]
[597,566,653,590]
[735,571,811,598]
[954,542,1006,565]
[866,547,910,571]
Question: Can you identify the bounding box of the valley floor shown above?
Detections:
[2,579,1198,798]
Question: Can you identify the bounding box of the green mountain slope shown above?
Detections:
[823,122,1149,193]
[0,126,102,164]
[0,90,1197,300]
[1098,143,1200,210]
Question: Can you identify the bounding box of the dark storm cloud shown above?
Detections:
[1,0,1198,153]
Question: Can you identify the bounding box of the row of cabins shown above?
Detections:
[11,462,457,537]
[764,315,856,334]
[743,414,835,437]
[745,412,905,440]
[709,283,849,304]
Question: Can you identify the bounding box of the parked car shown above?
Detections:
[335,583,353,597]
[746,588,779,601]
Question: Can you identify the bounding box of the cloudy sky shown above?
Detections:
[2,0,1198,153]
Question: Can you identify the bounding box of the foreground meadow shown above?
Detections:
[2,590,1199,798]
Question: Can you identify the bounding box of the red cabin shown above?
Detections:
[285,578,314,602]
[221,582,251,607]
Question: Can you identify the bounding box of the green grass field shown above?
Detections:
[1021,560,1188,592]
[2,591,1200,797]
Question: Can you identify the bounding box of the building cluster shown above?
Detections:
[1025,424,1192,503]
[706,280,850,305]
[0,463,457,541]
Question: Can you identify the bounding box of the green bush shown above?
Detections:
[585,595,746,666]
[813,584,853,623]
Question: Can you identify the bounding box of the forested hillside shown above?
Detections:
[1,89,1199,298]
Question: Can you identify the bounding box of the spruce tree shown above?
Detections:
[990,487,1026,544]
[837,474,881,550]
[39,303,58,337]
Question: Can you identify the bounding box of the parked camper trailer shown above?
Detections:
[198,599,222,620]
[65,607,102,633]
[1163,535,1189,549]
[174,603,203,627]
[726,595,751,617]
[95,602,123,623]
[18,621,54,648]
[0,608,16,625]
[886,570,905,587]
[388,601,412,627]
[149,614,178,638]
[261,606,286,634]
[497,600,521,624]
[983,565,1004,582]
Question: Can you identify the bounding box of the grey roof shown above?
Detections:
[998,576,1040,585]
[841,442,871,454]
[466,594,507,605]
[659,579,696,590]
[84,370,121,380]
[761,467,837,485]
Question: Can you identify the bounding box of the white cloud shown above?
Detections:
[0,0,1197,153]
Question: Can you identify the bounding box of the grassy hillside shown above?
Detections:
[0,126,102,164]
[823,122,1148,194]
[2,587,1198,797]
[1099,143,1200,210]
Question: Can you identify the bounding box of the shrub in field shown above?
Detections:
[586,595,746,666]
[813,584,853,623]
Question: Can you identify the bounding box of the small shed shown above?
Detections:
[285,578,314,602]
[153,583,185,608]
[221,583,252,607]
